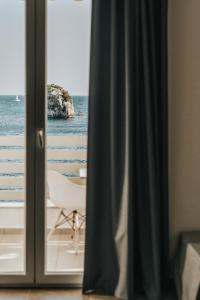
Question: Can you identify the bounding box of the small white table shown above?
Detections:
[182,243,200,300]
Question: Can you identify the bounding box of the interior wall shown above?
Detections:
[169,0,200,256]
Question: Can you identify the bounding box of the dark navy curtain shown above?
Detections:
[83,0,169,299]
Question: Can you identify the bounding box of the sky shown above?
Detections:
[0,0,91,95]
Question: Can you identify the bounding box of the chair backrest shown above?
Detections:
[47,171,86,210]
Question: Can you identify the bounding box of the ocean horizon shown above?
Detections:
[0,95,88,136]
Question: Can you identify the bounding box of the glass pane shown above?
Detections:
[0,0,26,273]
[45,0,91,274]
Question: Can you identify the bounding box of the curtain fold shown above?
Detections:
[83,0,169,299]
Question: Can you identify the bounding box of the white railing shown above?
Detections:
[0,135,87,202]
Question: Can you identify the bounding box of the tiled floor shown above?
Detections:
[0,231,24,273]
[0,231,84,273]
[47,232,84,273]
[0,289,116,300]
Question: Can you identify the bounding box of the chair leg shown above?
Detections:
[73,211,80,255]
[47,209,63,240]
[47,209,85,255]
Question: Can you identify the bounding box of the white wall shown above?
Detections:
[169,0,200,255]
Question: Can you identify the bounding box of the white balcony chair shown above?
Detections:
[47,170,86,255]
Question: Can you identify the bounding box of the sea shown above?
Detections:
[0,95,88,190]
[0,95,88,136]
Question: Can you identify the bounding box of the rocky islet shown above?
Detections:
[47,84,75,119]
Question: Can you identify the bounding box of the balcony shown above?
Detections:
[0,135,87,274]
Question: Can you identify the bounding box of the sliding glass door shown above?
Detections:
[0,0,26,275]
[0,0,35,284]
[45,0,90,275]
[0,0,91,286]
[35,0,91,285]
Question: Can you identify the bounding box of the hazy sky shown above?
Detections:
[0,0,91,95]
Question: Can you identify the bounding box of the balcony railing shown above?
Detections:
[0,135,87,228]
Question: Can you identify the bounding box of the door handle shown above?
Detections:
[37,128,44,149]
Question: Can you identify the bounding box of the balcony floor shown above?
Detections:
[0,230,84,274]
